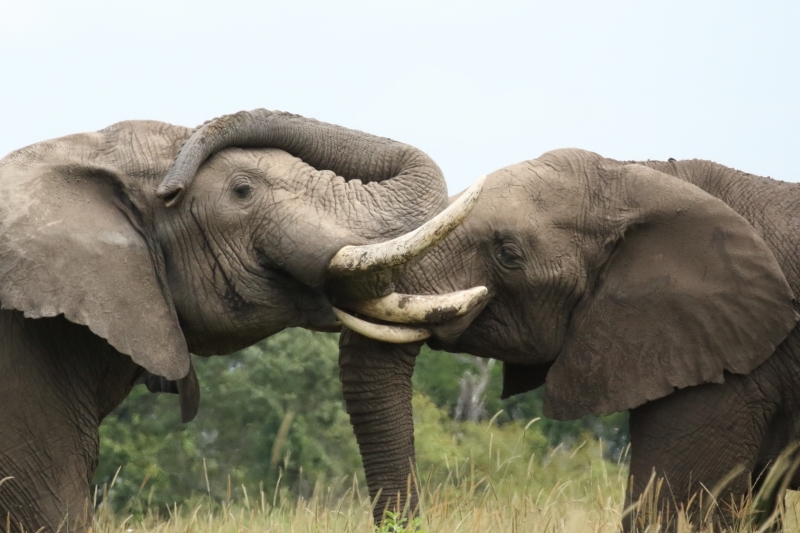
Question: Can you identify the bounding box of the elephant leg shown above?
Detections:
[0,311,141,532]
[625,374,777,532]
[749,407,800,530]
[338,330,420,523]
[0,422,96,533]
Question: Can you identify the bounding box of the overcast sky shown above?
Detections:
[2,1,798,191]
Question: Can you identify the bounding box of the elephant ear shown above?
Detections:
[543,163,797,420]
[137,363,200,423]
[0,124,191,381]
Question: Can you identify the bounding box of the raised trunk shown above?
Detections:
[338,330,420,522]
[158,110,447,235]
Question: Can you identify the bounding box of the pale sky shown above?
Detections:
[2,1,798,191]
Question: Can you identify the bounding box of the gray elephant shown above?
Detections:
[334,149,800,529]
[0,110,484,533]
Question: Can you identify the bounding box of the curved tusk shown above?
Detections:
[327,174,486,276]
[350,286,489,324]
[333,308,431,343]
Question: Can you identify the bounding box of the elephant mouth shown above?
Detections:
[301,305,344,333]
[331,286,491,344]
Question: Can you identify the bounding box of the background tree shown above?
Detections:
[94,329,628,512]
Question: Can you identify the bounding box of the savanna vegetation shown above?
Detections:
[93,328,628,510]
[93,329,800,531]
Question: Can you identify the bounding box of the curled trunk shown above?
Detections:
[157,109,447,234]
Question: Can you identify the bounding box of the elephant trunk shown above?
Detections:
[156,109,446,230]
[338,329,420,522]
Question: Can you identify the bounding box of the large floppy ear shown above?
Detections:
[543,163,797,420]
[0,123,191,380]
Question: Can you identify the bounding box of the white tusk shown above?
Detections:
[349,286,489,324]
[327,174,486,275]
[333,308,431,343]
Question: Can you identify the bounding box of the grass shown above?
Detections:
[92,398,800,532]
[91,438,800,533]
[93,442,623,533]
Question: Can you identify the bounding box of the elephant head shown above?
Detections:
[0,110,486,418]
[333,148,798,519]
[342,148,798,416]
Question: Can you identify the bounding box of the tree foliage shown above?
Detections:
[94,329,628,511]
[414,347,629,456]
[95,330,361,509]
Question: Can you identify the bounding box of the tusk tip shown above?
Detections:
[333,307,432,344]
[468,286,489,297]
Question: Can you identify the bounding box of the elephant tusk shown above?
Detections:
[349,286,489,324]
[327,175,485,276]
[332,308,432,343]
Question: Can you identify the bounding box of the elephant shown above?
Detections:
[0,109,486,533]
[333,148,800,529]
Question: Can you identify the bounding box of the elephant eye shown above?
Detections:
[494,243,524,270]
[232,181,253,200]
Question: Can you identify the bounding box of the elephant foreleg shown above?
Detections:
[626,373,777,532]
[338,330,420,523]
[0,311,142,532]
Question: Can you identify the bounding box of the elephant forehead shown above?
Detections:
[198,148,325,197]
[478,166,585,228]
[206,147,302,172]
[491,160,583,198]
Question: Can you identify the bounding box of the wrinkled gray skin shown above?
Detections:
[0,112,447,532]
[339,149,800,529]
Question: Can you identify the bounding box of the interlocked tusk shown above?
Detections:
[349,287,489,324]
[332,308,432,343]
[327,175,486,276]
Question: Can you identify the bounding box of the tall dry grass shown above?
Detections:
[92,437,800,533]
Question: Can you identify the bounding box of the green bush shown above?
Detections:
[94,328,629,512]
[414,347,629,458]
[95,329,362,510]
